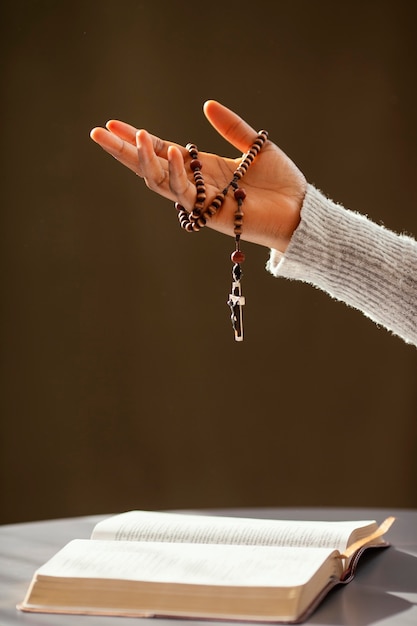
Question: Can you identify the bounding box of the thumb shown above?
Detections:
[203,100,259,153]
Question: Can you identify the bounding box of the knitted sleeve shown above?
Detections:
[266,184,417,346]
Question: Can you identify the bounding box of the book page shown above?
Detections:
[91,511,377,552]
[35,539,341,588]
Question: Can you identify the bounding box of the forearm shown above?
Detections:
[267,184,417,346]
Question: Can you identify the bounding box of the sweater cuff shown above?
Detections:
[267,184,343,280]
[266,184,417,344]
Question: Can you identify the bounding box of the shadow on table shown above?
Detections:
[310,547,417,625]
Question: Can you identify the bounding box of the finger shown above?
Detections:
[167,145,195,208]
[107,120,188,161]
[203,100,258,153]
[137,132,193,204]
[90,126,140,174]
[105,120,138,145]
[136,129,170,195]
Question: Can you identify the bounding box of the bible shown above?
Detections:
[19,510,394,623]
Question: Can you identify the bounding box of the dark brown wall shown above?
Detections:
[1,0,416,524]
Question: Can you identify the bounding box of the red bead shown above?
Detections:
[234,187,246,200]
[190,159,202,171]
[231,250,245,263]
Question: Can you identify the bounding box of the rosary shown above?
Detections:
[175,130,268,341]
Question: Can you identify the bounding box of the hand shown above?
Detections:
[90,100,306,252]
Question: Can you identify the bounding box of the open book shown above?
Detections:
[19,510,394,623]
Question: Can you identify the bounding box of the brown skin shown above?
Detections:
[90,100,307,253]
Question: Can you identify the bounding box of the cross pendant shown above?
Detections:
[227,267,245,342]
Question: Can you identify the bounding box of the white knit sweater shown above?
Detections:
[267,184,417,346]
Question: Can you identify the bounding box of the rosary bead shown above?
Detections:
[204,205,218,218]
[210,193,225,209]
[190,159,202,171]
[231,250,245,264]
[234,188,246,200]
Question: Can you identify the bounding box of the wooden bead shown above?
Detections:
[190,159,202,171]
[211,193,225,209]
[234,188,246,200]
[204,206,217,218]
[231,250,245,263]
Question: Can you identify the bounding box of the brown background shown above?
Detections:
[1,0,416,524]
